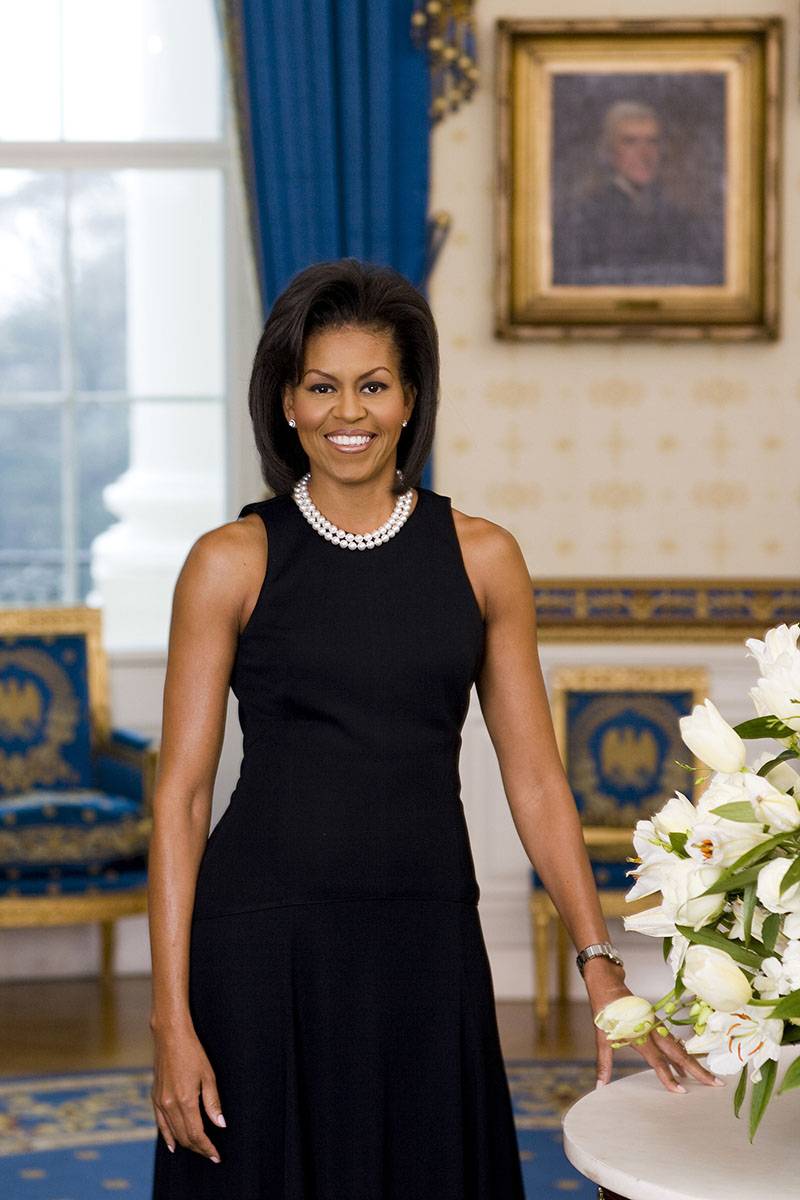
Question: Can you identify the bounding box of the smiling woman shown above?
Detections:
[147,258,720,1200]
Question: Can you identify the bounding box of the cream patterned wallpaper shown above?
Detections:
[429,0,800,577]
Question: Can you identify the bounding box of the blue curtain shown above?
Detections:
[218,0,435,486]
[220,1,431,307]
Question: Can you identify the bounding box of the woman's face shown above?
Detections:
[283,323,415,483]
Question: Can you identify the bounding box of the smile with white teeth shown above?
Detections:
[325,433,375,450]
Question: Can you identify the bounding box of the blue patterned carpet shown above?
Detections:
[0,1060,640,1197]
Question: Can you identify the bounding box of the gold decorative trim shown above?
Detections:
[411,1,479,121]
[0,815,151,866]
[533,577,800,641]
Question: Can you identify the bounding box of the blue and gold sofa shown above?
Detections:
[529,665,709,1020]
[0,606,158,985]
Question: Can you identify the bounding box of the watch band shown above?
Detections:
[576,941,624,976]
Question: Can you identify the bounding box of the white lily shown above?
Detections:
[745,622,800,675]
[685,1005,784,1083]
[624,860,725,936]
[752,942,800,999]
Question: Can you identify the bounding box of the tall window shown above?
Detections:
[0,0,230,646]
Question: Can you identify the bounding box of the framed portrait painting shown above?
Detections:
[495,19,782,340]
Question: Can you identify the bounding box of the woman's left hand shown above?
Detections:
[581,959,725,1094]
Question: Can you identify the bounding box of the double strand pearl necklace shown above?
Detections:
[292,470,415,550]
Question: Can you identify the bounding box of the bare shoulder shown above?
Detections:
[173,513,267,636]
[450,506,530,620]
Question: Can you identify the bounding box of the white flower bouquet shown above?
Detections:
[594,623,800,1140]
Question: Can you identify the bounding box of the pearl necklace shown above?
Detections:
[292,470,415,550]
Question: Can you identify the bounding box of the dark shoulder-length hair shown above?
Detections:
[247,258,439,497]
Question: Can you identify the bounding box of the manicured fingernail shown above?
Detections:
[595,1079,606,1089]
[675,1084,687,1093]
[216,1114,227,1127]
[211,1155,220,1163]
[713,1077,726,1086]
[168,1144,175,1154]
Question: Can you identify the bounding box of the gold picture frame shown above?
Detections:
[495,18,782,340]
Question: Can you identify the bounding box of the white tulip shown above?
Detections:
[679,699,746,773]
[753,749,800,796]
[681,944,753,1011]
[594,994,657,1043]
[685,1005,783,1082]
[756,857,800,917]
[750,679,800,734]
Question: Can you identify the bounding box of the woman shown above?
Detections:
[149,258,720,1198]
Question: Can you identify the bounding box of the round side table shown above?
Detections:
[562,1046,799,1200]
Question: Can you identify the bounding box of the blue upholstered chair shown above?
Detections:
[530,665,709,1021]
[0,606,158,985]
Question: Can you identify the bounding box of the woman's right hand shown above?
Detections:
[150,1022,227,1162]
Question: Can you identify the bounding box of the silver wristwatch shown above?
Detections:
[576,941,624,976]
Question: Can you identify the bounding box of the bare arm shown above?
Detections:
[147,512,265,1158]
[471,523,616,970]
[459,512,720,1092]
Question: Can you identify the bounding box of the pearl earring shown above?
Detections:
[288,418,296,427]
[401,420,408,427]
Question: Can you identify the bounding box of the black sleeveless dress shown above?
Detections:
[151,484,525,1199]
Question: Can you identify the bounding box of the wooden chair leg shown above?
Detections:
[532,896,551,1022]
[100,920,115,987]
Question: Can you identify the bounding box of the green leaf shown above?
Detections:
[749,1057,777,1142]
[762,912,781,955]
[699,863,767,896]
[697,832,790,895]
[781,1025,800,1045]
[675,924,764,970]
[662,936,672,963]
[777,1056,800,1094]
[668,830,688,856]
[779,855,800,897]
[742,881,756,948]
[768,988,800,1020]
[733,1064,748,1117]
[708,801,759,823]
[734,716,797,740]
[757,749,799,777]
